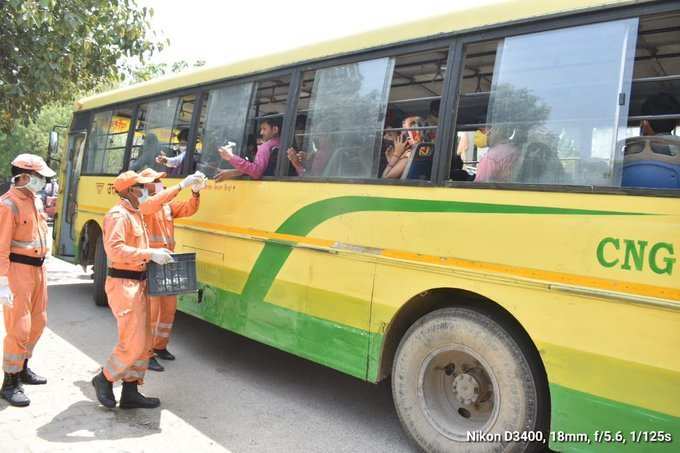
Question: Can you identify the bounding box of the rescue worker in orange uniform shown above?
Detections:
[91,170,205,409]
[0,154,55,407]
[138,168,206,372]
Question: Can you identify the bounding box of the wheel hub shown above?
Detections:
[452,372,480,405]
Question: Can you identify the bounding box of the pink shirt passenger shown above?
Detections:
[475,143,519,183]
[227,136,280,180]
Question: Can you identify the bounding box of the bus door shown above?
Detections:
[55,131,87,259]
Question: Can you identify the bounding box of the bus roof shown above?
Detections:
[76,0,640,111]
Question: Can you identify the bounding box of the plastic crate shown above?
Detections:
[147,253,197,296]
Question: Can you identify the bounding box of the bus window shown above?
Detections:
[381,48,448,180]
[82,107,133,175]
[196,82,254,178]
[130,95,196,175]
[622,11,680,190]
[451,19,639,186]
[243,76,291,177]
[292,58,394,179]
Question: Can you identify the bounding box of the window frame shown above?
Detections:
[437,0,680,196]
[125,89,202,177]
[81,103,137,176]
[74,0,680,196]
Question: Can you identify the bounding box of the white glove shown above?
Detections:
[0,276,13,306]
[148,248,174,265]
[191,176,208,193]
[180,171,206,189]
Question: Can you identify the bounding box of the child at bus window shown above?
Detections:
[215,115,281,181]
[382,116,426,179]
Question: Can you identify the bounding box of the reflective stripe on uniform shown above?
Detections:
[148,235,175,246]
[157,322,173,329]
[3,364,23,373]
[1,198,18,216]
[3,352,25,362]
[155,331,170,338]
[11,239,42,249]
[104,365,122,380]
[106,355,126,373]
[123,369,145,380]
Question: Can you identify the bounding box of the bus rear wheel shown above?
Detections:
[392,307,549,453]
[93,235,108,307]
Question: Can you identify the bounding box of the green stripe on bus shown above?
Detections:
[178,284,381,380]
[242,196,645,308]
[550,383,680,452]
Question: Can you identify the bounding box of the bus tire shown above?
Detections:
[392,307,549,453]
[93,235,108,307]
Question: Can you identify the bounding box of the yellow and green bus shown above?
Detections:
[53,0,680,451]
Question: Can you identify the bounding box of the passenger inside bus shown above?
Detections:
[474,128,520,183]
[287,132,335,177]
[215,114,281,181]
[382,116,429,179]
[129,133,162,172]
[155,128,190,174]
[622,93,680,189]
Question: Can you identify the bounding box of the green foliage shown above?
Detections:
[0,102,72,180]
[0,0,164,133]
[127,59,207,84]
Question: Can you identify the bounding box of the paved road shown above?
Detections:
[0,257,416,453]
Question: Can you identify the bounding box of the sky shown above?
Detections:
[137,0,503,68]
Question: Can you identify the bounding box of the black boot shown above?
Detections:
[91,370,116,408]
[119,381,160,409]
[1,372,30,407]
[147,356,164,372]
[19,359,47,385]
[154,348,175,361]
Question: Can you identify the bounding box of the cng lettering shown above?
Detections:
[596,237,675,275]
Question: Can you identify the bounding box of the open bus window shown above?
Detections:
[82,107,133,175]
[381,48,448,181]
[241,76,290,178]
[292,59,393,179]
[623,11,680,189]
[130,95,195,176]
[196,82,254,178]
[452,19,639,187]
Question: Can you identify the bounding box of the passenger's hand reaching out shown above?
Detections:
[218,146,234,161]
[155,151,168,165]
[214,169,242,182]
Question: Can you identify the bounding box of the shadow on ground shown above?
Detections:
[37,380,161,443]
[39,283,414,452]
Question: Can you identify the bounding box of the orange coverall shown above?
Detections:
[0,187,49,374]
[103,188,180,383]
[142,188,199,350]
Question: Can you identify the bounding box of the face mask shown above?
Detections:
[474,129,488,148]
[179,145,187,153]
[22,175,46,194]
[137,188,149,205]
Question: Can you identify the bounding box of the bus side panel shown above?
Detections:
[361,187,680,452]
